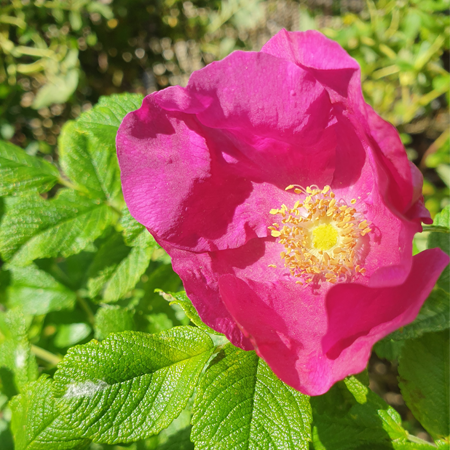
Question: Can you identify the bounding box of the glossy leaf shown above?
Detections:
[428,206,450,291]
[399,331,450,441]
[10,375,90,450]
[53,327,214,444]
[4,264,76,315]
[87,232,155,302]
[0,310,38,394]
[191,344,311,450]
[0,190,115,267]
[0,141,59,197]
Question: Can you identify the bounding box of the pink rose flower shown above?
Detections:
[117,30,449,395]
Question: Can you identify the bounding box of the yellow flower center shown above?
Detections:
[268,184,371,285]
[312,224,338,251]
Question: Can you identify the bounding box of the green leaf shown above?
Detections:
[147,312,174,334]
[0,310,38,394]
[0,140,59,196]
[191,344,311,450]
[428,206,450,291]
[380,287,449,342]
[53,327,214,444]
[120,206,159,249]
[32,69,79,110]
[146,404,194,450]
[0,190,115,266]
[52,251,97,291]
[54,323,92,348]
[158,290,222,335]
[373,338,404,361]
[10,375,90,450]
[59,93,142,207]
[87,231,155,302]
[4,264,76,315]
[120,206,147,245]
[140,264,184,326]
[77,93,143,145]
[77,93,142,205]
[59,120,118,201]
[94,305,135,340]
[311,376,433,450]
[399,330,449,441]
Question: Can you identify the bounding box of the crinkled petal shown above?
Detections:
[155,50,339,188]
[362,104,415,214]
[321,247,449,387]
[219,248,449,396]
[261,29,361,105]
[262,30,418,220]
[118,96,306,252]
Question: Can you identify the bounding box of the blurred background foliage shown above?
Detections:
[0,0,449,448]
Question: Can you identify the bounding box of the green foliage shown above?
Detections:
[94,305,135,340]
[59,93,143,207]
[0,140,59,196]
[54,323,92,348]
[145,405,194,450]
[3,264,76,315]
[59,121,115,201]
[191,344,312,450]
[159,290,222,336]
[10,375,90,450]
[53,327,214,444]
[428,206,450,291]
[120,207,156,247]
[380,287,449,343]
[311,375,434,449]
[0,309,38,395]
[399,331,450,442]
[86,231,155,303]
[0,190,115,266]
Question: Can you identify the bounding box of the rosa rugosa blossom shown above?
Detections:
[117,30,449,396]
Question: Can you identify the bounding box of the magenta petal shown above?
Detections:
[118,96,301,252]
[363,105,415,214]
[163,240,254,350]
[155,50,339,188]
[322,248,449,383]
[219,248,449,396]
[261,29,362,108]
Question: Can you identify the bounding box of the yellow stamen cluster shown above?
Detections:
[268,185,371,285]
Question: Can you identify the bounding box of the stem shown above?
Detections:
[31,345,61,366]
[58,176,80,191]
[106,201,123,216]
[422,225,450,234]
[77,295,96,327]
[407,433,437,447]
